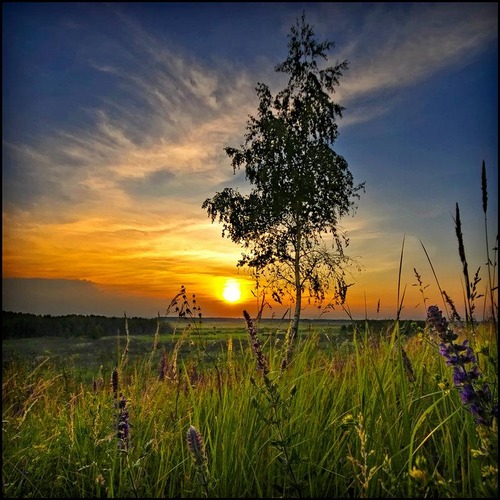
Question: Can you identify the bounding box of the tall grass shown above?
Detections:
[2,166,497,498]
[3,318,496,497]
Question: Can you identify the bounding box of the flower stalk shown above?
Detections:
[427,305,497,426]
[187,425,210,497]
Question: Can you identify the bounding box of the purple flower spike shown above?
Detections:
[427,305,496,427]
[460,384,477,405]
[452,368,468,385]
[461,345,476,364]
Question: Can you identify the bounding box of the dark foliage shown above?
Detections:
[2,311,173,339]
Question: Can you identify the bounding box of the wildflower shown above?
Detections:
[186,425,210,495]
[117,394,130,450]
[187,425,207,468]
[409,467,428,483]
[427,305,496,426]
[243,310,269,375]
[427,305,458,342]
[438,340,476,366]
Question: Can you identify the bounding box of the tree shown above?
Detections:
[202,14,364,339]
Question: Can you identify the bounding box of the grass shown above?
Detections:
[1,319,357,385]
[2,164,497,498]
[2,318,497,498]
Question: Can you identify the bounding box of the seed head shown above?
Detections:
[243,310,269,375]
[187,425,207,467]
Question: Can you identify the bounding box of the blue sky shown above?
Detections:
[2,2,498,320]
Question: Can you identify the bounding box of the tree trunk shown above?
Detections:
[292,229,302,340]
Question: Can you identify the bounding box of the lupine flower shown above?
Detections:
[243,310,269,375]
[427,305,497,426]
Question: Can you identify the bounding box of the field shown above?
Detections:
[2,313,498,498]
[1,318,354,380]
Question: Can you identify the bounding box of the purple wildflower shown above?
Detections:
[427,305,459,342]
[187,425,207,468]
[438,343,454,364]
[427,305,496,427]
[452,365,480,386]
[460,384,477,405]
[243,310,269,375]
[427,305,448,335]
[117,394,130,450]
[459,342,476,364]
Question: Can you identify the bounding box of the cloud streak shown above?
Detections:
[327,3,498,124]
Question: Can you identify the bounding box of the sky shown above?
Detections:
[2,2,498,321]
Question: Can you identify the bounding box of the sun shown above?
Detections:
[222,279,241,303]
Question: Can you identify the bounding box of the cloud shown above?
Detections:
[2,277,187,317]
[2,278,118,316]
[2,19,260,225]
[328,3,498,124]
[6,3,496,216]
[119,169,177,198]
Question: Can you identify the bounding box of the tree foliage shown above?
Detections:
[203,14,364,336]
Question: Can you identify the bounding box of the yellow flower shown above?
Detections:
[409,467,428,483]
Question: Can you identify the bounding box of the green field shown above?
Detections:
[2,315,497,498]
[2,317,357,380]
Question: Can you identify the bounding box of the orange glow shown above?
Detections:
[2,205,476,320]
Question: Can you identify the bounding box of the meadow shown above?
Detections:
[2,309,497,498]
[2,172,498,498]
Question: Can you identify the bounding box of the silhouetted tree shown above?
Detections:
[203,14,364,339]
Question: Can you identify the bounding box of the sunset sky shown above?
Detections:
[2,2,498,321]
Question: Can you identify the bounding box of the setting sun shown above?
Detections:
[222,279,241,303]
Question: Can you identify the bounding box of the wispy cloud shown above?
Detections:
[328,3,498,124]
[6,3,496,216]
[3,15,259,226]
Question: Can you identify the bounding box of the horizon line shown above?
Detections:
[2,310,428,322]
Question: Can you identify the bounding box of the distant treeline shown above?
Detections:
[3,311,427,340]
[2,311,173,339]
[340,319,427,337]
